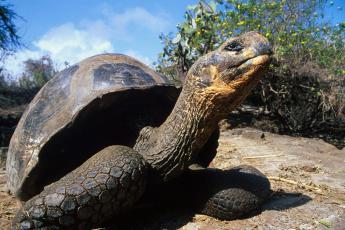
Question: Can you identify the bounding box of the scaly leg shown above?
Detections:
[12,145,147,229]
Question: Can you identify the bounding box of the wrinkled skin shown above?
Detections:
[134,31,271,182]
[12,146,147,229]
[12,31,272,229]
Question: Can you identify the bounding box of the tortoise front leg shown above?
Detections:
[12,145,147,229]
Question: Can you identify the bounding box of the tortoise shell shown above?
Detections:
[6,54,180,200]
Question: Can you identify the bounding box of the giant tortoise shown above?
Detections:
[7,31,272,229]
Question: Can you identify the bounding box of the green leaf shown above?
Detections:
[184,25,194,34]
[200,1,214,13]
[318,220,332,228]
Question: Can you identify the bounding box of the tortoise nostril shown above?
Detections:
[224,41,244,52]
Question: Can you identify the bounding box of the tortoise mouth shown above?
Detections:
[234,54,270,71]
[223,54,270,82]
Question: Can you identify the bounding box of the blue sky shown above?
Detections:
[5,0,198,75]
[4,0,345,76]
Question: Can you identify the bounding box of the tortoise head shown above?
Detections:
[185,31,272,111]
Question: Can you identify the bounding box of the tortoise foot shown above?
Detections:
[197,165,271,220]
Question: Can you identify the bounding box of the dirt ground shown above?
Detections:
[0,164,19,229]
[1,128,345,229]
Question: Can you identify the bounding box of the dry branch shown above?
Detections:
[268,176,324,195]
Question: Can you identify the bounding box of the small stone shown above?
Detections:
[67,184,84,196]
[110,167,123,178]
[59,215,75,226]
[77,206,93,220]
[45,193,65,207]
[61,196,76,212]
[299,223,313,230]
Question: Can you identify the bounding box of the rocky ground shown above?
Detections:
[1,128,345,229]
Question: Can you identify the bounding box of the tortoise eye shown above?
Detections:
[224,41,243,52]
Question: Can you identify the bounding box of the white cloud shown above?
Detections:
[3,6,170,77]
[3,22,115,77]
[3,50,42,79]
[103,6,170,38]
[35,23,114,63]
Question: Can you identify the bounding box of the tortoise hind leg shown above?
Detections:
[191,165,271,220]
[197,166,271,220]
[148,165,270,220]
[12,145,147,229]
[143,165,271,221]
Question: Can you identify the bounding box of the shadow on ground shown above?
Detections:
[263,191,312,211]
[104,190,311,229]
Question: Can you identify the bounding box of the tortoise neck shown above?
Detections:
[134,80,222,182]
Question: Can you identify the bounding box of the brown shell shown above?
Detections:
[6,54,179,200]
